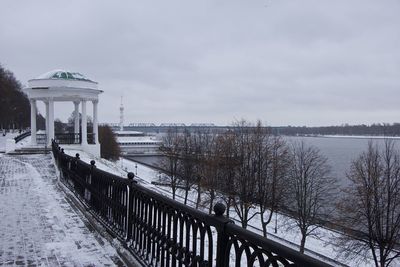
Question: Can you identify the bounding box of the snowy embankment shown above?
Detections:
[0,132,31,153]
[62,149,397,267]
[0,132,18,152]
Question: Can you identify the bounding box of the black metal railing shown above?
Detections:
[87,133,95,144]
[14,131,31,143]
[36,134,47,145]
[55,133,81,144]
[52,140,331,267]
[54,133,96,145]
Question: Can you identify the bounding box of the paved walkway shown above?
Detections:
[0,154,125,266]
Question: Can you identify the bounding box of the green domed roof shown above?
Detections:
[36,70,95,82]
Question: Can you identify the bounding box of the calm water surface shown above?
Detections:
[285,136,400,189]
[129,136,400,190]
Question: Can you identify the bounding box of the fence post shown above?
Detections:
[71,153,79,172]
[57,146,62,166]
[86,160,95,202]
[214,203,232,267]
[74,153,80,171]
[126,172,136,243]
[59,148,64,180]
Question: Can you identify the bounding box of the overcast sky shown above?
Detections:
[1,0,399,126]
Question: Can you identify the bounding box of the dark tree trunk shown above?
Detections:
[196,184,201,209]
[226,196,232,218]
[300,233,306,254]
[184,186,189,205]
[171,180,176,200]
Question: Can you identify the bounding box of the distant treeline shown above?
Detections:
[0,64,30,130]
[0,64,45,131]
[123,123,400,137]
[273,123,400,136]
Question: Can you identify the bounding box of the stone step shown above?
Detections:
[15,147,49,151]
[8,147,51,155]
[8,152,50,155]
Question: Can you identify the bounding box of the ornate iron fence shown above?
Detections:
[37,134,47,145]
[55,133,81,144]
[87,133,95,144]
[52,141,331,267]
[15,132,96,145]
[54,133,96,145]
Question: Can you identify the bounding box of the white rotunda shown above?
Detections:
[23,69,103,156]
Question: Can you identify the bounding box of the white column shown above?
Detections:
[45,101,49,145]
[48,98,55,146]
[92,100,99,144]
[30,99,37,145]
[74,101,80,135]
[81,100,88,145]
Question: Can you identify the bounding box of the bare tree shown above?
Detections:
[287,141,336,253]
[231,120,258,229]
[191,129,213,209]
[256,132,290,237]
[177,129,197,205]
[215,131,238,218]
[202,147,219,214]
[338,140,400,267]
[158,127,181,200]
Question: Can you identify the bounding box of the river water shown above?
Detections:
[287,136,400,188]
[129,136,400,190]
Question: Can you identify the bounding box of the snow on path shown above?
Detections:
[0,133,17,152]
[0,154,124,266]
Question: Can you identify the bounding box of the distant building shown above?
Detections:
[114,130,162,155]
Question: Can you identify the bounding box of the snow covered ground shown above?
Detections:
[15,135,32,148]
[0,153,124,266]
[0,132,18,152]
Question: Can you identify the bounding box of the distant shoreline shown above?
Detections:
[291,134,400,140]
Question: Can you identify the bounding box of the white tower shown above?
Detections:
[119,96,124,131]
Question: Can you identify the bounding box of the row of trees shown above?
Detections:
[0,64,31,130]
[158,121,400,266]
[159,120,336,254]
[275,123,400,136]
[0,64,48,132]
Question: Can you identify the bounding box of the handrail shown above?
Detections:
[55,133,81,144]
[14,131,31,143]
[51,140,332,267]
[54,133,96,145]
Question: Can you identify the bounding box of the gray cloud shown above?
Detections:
[1,0,399,126]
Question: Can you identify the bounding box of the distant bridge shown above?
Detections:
[100,123,279,134]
